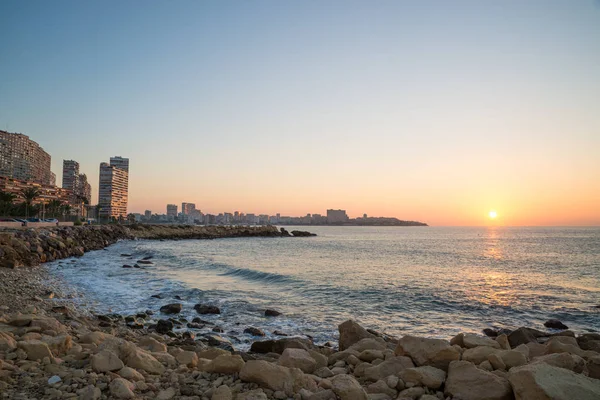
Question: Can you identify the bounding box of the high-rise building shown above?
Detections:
[98,162,128,219]
[166,204,178,217]
[78,173,92,204]
[182,202,196,215]
[0,131,56,185]
[110,156,129,173]
[62,160,80,192]
[144,210,152,220]
[327,209,349,224]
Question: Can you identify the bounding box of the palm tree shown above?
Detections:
[47,200,62,218]
[61,204,72,220]
[21,188,40,218]
[0,191,16,216]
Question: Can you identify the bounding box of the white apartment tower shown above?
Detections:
[98,157,129,220]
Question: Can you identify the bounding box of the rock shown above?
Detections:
[488,353,506,371]
[445,360,512,400]
[43,334,72,355]
[80,331,108,345]
[239,360,315,396]
[314,367,334,378]
[462,346,500,365]
[366,379,397,398]
[236,389,268,400]
[530,352,586,373]
[358,349,384,362]
[212,385,233,400]
[79,385,101,400]
[250,338,313,354]
[156,319,174,334]
[338,320,379,351]
[197,348,231,360]
[265,309,282,317]
[138,336,167,352]
[398,386,426,399]
[109,378,136,399]
[156,387,176,400]
[395,335,460,371]
[159,303,182,314]
[330,374,368,400]
[244,327,266,336]
[117,366,145,382]
[399,366,446,389]
[510,362,600,399]
[0,332,17,351]
[91,349,124,372]
[17,339,54,361]
[508,327,546,348]
[495,334,510,350]
[126,348,166,375]
[462,333,501,349]
[348,338,388,353]
[544,319,569,330]
[176,350,199,367]
[47,375,61,385]
[194,304,221,314]
[364,356,415,381]
[499,349,528,369]
[208,354,246,374]
[588,355,600,380]
[279,348,318,373]
[204,334,235,351]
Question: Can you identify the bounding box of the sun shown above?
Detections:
[488,210,498,219]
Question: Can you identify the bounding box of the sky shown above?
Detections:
[1,0,599,226]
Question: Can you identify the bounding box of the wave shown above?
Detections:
[219,267,296,285]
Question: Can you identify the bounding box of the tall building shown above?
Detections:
[144,210,152,220]
[78,173,92,204]
[181,202,196,215]
[327,209,349,224]
[98,162,128,219]
[109,156,129,173]
[62,160,80,192]
[166,204,178,217]
[0,130,56,185]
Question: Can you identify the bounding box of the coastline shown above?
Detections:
[1,226,599,399]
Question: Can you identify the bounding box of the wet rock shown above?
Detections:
[194,304,221,314]
[156,319,174,334]
[508,327,547,348]
[244,327,266,336]
[204,334,235,352]
[250,338,313,354]
[151,294,163,299]
[338,320,380,351]
[159,303,182,314]
[265,309,282,317]
[544,319,569,330]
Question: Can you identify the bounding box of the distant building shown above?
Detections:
[78,174,92,204]
[0,131,56,186]
[166,204,178,217]
[144,210,152,220]
[62,160,80,192]
[327,209,348,224]
[182,202,196,215]
[109,156,129,173]
[98,162,129,220]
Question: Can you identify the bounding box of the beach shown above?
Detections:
[1,225,600,399]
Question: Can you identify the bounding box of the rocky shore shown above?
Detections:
[1,284,599,400]
[0,225,313,269]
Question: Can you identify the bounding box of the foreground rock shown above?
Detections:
[509,363,600,399]
[445,360,512,400]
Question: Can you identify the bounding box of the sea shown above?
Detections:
[48,226,600,350]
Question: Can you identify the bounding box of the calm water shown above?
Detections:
[48,226,600,349]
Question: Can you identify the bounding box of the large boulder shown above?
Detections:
[278,348,317,373]
[395,335,460,371]
[508,327,546,348]
[445,360,512,400]
[509,363,600,399]
[462,346,501,365]
[194,304,220,314]
[91,350,124,372]
[399,366,446,389]
[0,332,17,352]
[530,353,586,373]
[338,320,380,351]
[364,356,414,381]
[17,340,54,361]
[239,360,315,396]
[330,374,368,400]
[159,303,182,314]
[250,338,312,354]
[207,354,245,374]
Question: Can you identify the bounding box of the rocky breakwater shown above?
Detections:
[0,225,316,269]
[0,225,132,269]
[1,313,599,400]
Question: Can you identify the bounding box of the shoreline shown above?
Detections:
[1,227,599,399]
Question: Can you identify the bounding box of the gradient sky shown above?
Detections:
[1,0,599,226]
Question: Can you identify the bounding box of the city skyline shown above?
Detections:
[1,1,599,226]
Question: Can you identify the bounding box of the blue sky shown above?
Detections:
[1,1,599,225]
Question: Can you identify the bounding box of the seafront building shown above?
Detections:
[62,160,92,205]
[0,176,74,209]
[98,159,129,220]
[181,202,195,215]
[0,130,56,186]
[327,209,349,224]
[166,204,177,218]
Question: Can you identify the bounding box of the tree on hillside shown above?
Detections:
[0,191,16,216]
[21,188,40,218]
